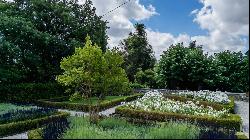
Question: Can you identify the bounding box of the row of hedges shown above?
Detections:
[0,111,70,137]
[36,93,143,112]
[0,83,68,102]
[115,106,242,131]
[164,95,235,113]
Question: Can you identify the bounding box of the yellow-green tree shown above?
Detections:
[56,36,130,99]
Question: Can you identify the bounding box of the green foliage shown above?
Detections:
[0,83,66,102]
[156,42,214,90]
[62,116,200,139]
[69,92,82,102]
[235,132,249,139]
[115,106,242,131]
[212,51,249,92]
[145,122,200,139]
[0,103,34,115]
[135,68,157,88]
[37,94,143,112]
[121,23,156,82]
[98,117,133,129]
[0,0,108,83]
[129,82,147,89]
[27,128,43,139]
[57,36,130,98]
[0,112,69,137]
[156,42,249,92]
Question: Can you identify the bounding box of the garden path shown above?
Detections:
[235,101,249,138]
[0,132,28,139]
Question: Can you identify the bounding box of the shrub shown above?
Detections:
[115,106,242,131]
[0,83,67,102]
[145,122,200,139]
[235,132,249,139]
[36,94,143,112]
[0,112,70,137]
[27,128,43,139]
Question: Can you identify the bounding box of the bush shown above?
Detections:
[145,122,200,139]
[115,106,242,131]
[0,83,67,102]
[129,82,147,89]
[235,132,249,139]
[0,112,70,137]
[98,117,133,129]
[37,94,143,112]
[27,128,43,139]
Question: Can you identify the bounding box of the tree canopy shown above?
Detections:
[0,0,108,83]
[56,36,130,98]
[121,23,156,82]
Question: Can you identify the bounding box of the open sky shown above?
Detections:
[85,0,249,59]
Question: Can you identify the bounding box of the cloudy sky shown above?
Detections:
[84,0,249,59]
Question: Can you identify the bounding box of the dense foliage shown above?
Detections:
[62,117,200,139]
[157,42,249,92]
[121,23,156,82]
[0,0,108,83]
[56,36,130,98]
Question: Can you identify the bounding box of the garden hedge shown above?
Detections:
[0,83,68,102]
[27,128,43,139]
[0,112,70,137]
[36,93,143,112]
[115,106,242,131]
[164,95,235,113]
[235,132,249,139]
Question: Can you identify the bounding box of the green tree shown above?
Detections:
[56,36,130,99]
[135,68,157,88]
[156,42,214,90]
[0,0,108,83]
[121,23,156,82]
[212,50,248,92]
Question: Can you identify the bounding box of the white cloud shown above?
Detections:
[191,0,249,54]
[87,0,158,49]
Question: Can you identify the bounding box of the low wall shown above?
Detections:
[133,89,249,102]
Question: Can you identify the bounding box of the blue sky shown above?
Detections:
[139,0,207,36]
[92,0,249,59]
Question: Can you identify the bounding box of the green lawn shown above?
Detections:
[0,103,34,115]
[63,96,128,105]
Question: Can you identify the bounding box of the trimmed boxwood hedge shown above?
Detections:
[0,83,68,102]
[115,106,242,131]
[0,112,70,137]
[27,128,43,139]
[164,95,235,113]
[36,93,143,112]
[235,132,249,139]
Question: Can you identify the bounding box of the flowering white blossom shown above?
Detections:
[124,91,228,118]
[171,90,231,104]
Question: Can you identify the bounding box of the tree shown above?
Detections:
[121,23,156,82]
[212,50,248,92]
[135,68,157,88]
[56,36,130,99]
[0,0,108,83]
[156,42,214,90]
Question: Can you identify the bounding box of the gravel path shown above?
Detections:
[0,132,28,139]
[58,104,122,117]
[235,101,249,138]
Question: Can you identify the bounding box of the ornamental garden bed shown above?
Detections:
[0,103,70,137]
[115,91,242,131]
[36,93,143,112]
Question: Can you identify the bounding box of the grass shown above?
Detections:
[0,103,34,115]
[62,117,200,139]
[63,96,129,105]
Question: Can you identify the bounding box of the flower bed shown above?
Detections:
[36,93,143,112]
[171,90,231,104]
[125,91,228,118]
[115,91,242,130]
